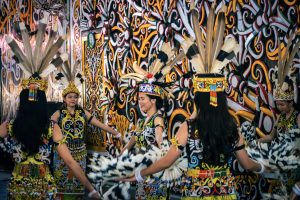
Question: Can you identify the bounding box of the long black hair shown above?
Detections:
[193,74,239,165]
[12,89,49,155]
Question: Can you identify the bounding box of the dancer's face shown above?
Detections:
[275,100,293,114]
[64,93,79,107]
[138,93,155,113]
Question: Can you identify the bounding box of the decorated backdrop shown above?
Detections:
[1,0,299,199]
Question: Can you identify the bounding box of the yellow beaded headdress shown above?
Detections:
[55,60,84,97]
[180,1,238,107]
[6,13,68,101]
[120,42,182,99]
[273,34,300,102]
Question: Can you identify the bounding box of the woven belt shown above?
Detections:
[186,168,230,178]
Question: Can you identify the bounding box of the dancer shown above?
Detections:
[120,79,168,199]
[121,2,267,199]
[88,43,186,200]
[52,60,122,199]
[241,34,300,198]
[0,14,100,199]
[0,82,99,199]
[115,53,174,200]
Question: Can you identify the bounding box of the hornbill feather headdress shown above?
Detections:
[273,33,300,101]
[180,1,239,107]
[54,60,85,97]
[6,13,68,101]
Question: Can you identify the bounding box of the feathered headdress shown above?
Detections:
[181,1,239,107]
[120,42,184,99]
[273,34,300,102]
[55,60,85,97]
[6,13,68,101]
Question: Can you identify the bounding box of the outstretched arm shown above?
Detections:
[84,110,121,139]
[53,124,100,199]
[123,121,188,181]
[235,131,264,172]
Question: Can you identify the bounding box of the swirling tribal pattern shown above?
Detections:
[78,0,299,140]
[0,0,32,120]
[78,1,299,199]
[0,0,299,199]
[0,0,67,119]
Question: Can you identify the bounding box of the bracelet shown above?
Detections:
[255,162,265,174]
[116,132,121,138]
[135,170,144,182]
[88,189,98,198]
[233,144,245,152]
[293,184,300,196]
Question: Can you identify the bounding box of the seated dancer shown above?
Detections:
[88,43,187,200]
[51,60,122,199]
[241,34,300,197]
[0,14,100,199]
[121,3,268,199]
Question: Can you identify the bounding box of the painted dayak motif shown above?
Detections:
[1,0,299,199]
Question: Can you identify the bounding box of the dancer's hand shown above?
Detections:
[290,192,297,200]
[264,166,274,173]
[88,189,101,199]
[116,132,123,143]
[290,182,300,200]
[91,191,101,199]
[118,175,136,182]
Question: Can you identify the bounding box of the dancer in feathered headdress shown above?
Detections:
[119,1,266,199]
[1,14,100,199]
[50,59,122,199]
[240,33,300,198]
[88,42,188,200]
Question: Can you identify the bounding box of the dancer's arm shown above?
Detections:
[0,121,8,138]
[84,110,122,140]
[53,124,100,199]
[154,116,165,148]
[258,118,278,143]
[122,122,188,181]
[234,131,265,172]
[50,110,60,122]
